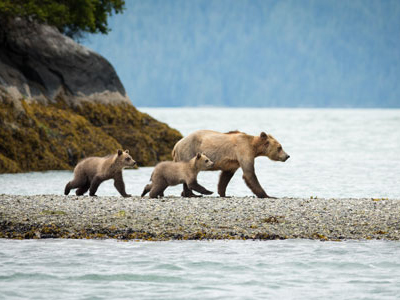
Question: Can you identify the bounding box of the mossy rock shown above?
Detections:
[0,96,182,173]
[73,101,181,165]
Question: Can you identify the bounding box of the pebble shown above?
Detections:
[0,195,399,240]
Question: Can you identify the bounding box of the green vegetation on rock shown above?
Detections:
[0,92,182,173]
[0,0,125,39]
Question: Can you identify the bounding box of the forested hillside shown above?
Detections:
[84,0,400,107]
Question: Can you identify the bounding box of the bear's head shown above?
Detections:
[255,132,290,162]
[116,149,137,168]
[194,152,214,170]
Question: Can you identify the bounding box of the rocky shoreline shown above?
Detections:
[0,194,399,241]
[1,19,182,173]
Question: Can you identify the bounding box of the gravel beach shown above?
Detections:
[1,195,399,241]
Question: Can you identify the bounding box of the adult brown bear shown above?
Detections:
[172,130,289,198]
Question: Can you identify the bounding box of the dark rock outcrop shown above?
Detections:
[0,18,128,105]
[0,18,182,173]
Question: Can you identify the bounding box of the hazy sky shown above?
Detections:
[83,0,400,107]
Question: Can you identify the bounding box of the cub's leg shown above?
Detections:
[89,176,104,197]
[65,174,86,195]
[188,180,213,195]
[141,183,152,197]
[149,180,168,198]
[114,171,131,197]
[76,179,90,196]
[181,183,200,197]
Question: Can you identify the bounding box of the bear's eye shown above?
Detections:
[205,160,209,163]
[125,157,131,161]
[277,146,282,152]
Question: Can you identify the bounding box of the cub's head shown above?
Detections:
[255,132,290,162]
[116,149,136,168]
[194,152,214,170]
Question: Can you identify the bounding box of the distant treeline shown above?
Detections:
[84,0,400,108]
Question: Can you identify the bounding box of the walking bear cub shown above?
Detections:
[64,149,136,197]
[141,153,214,198]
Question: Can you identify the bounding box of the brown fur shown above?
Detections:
[141,153,214,198]
[225,130,242,134]
[172,130,290,198]
[64,149,136,197]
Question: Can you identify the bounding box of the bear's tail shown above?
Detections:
[141,183,152,197]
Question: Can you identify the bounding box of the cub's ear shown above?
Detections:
[260,132,268,139]
[125,149,129,154]
[196,152,201,159]
[117,149,123,156]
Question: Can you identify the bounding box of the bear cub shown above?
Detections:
[141,153,214,198]
[64,149,136,197]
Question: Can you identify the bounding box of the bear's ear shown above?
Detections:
[260,132,268,139]
[117,149,123,156]
[196,152,201,159]
[125,149,129,154]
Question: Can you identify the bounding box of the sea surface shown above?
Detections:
[1,108,400,299]
[1,239,400,300]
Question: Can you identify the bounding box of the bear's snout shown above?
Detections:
[284,154,290,161]
[126,158,137,167]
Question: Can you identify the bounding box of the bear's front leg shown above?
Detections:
[240,161,273,198]
[181,183,200,197]
[89,176,104,196]
[114,171,131,197]
[242,170,276,198]
[188,180,213,195]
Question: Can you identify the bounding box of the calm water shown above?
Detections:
[1,239,400,299]
[1,108,400,299]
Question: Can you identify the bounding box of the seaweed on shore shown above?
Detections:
[0,220,288,241]
[0,93,182,173]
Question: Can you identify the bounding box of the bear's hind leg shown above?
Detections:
[141,183,152,197]
[65,175,86,195]
[64,182,72,195]
[89,176,104,197]
[149,180,168,198]
[218,169,237,197]
[76,180,90,196]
